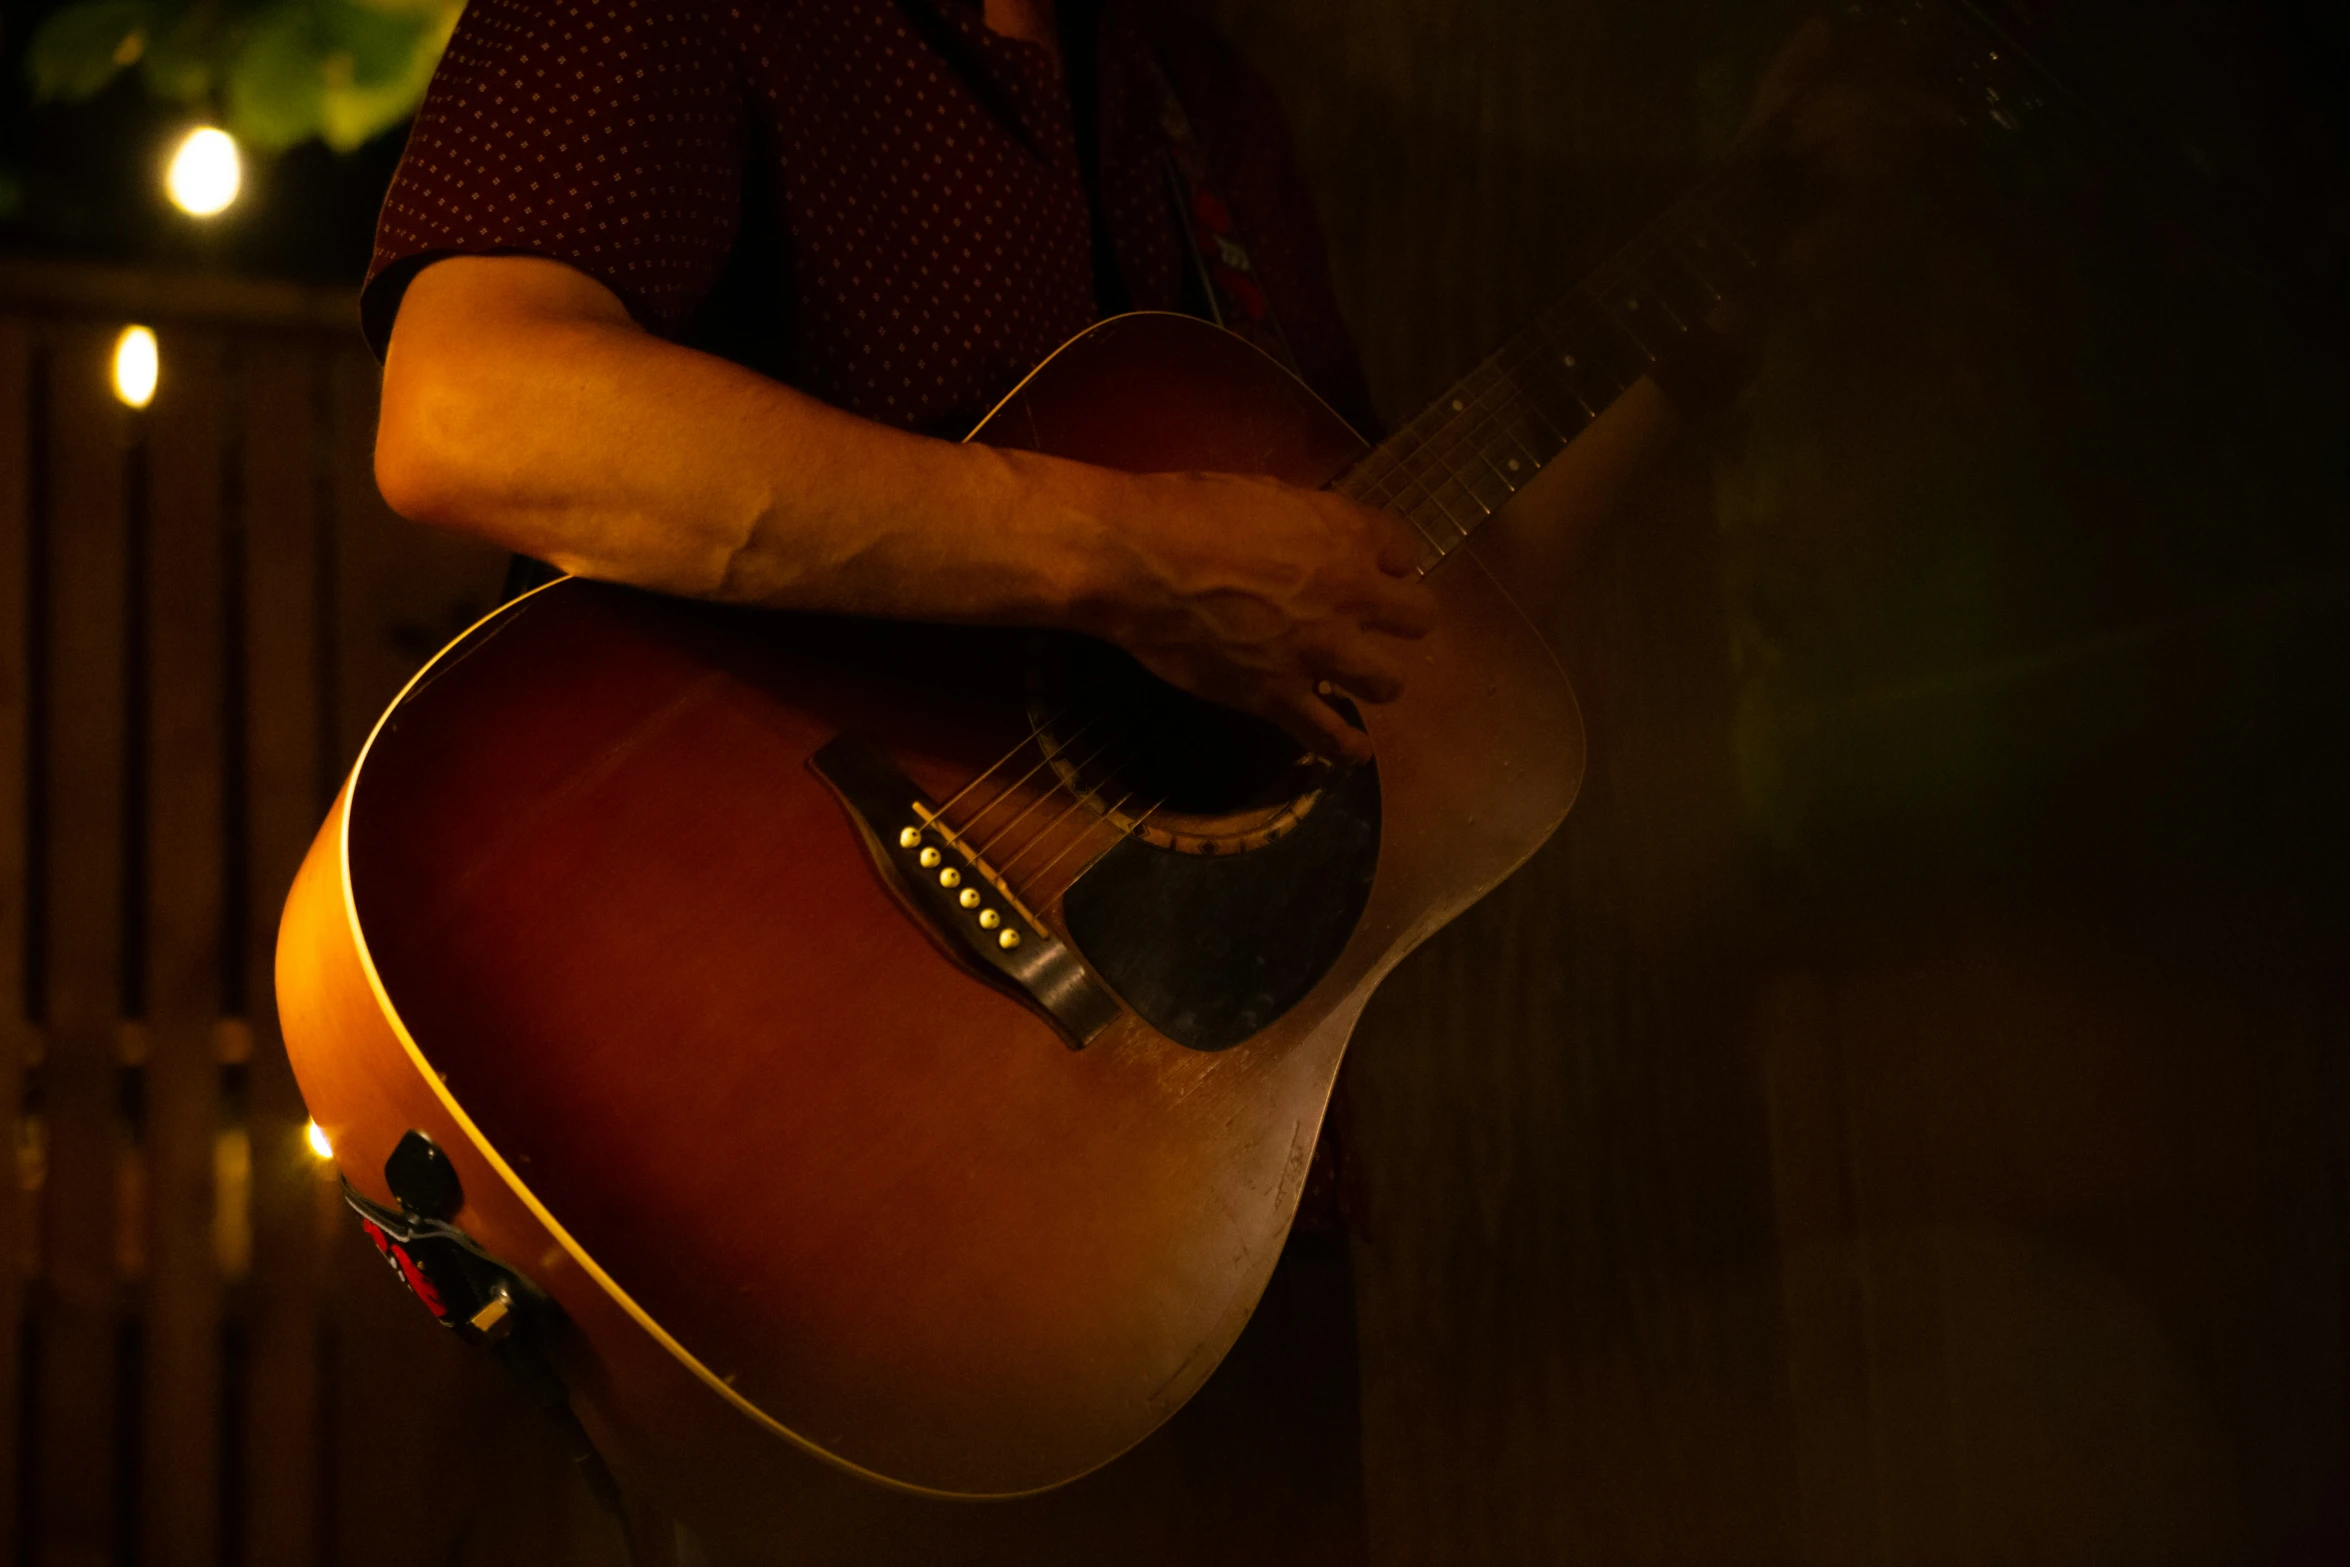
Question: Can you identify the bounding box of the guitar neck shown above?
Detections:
[1334,168,1777,569]
[1332,0,2073,566]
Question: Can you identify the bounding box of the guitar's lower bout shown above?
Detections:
[276,312,1586,1529]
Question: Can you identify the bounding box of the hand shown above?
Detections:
[1081,471,1436,763]
[1732,14,1973,286]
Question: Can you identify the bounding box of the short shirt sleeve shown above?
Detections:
[361,0,745,359]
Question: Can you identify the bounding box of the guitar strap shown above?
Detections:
[1146,58,1305,377]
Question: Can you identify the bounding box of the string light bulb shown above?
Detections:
[305,1119,335,1160]
[112,325,158,408]
[165,126,241,217]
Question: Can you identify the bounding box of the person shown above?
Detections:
[364,0,1702,767]
[358,0,1895,1558]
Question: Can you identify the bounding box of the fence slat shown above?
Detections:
[238,338,328,1567]
[139,327,226,1567]
[35,323,130,1567]
[0,315,32,1567]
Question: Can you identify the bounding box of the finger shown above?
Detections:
[1268,684,1373,764]
[1312,637,1410,705]
[1357,574,1437,638]
[1371,513,1429,576]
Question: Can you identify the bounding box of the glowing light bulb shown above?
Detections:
[305,1119,335,1160]
[112,326,158,409]
[166,127,241,217]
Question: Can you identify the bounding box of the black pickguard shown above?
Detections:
[1060,761,1380,1052]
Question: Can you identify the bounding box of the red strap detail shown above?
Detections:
[1212,264,1269,323]
[388,1242,449,1318]
[1189,187,1232,234]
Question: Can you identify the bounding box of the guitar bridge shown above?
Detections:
[809,733,1122,1048]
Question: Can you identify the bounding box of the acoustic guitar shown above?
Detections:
[273,195,1778,1504]
[275,32,2000,1514]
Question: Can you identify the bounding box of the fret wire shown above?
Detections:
[1392,504,1454,556]
[1394,467,1463,535]
[1373,363,1506,509]
[1363,416,1441,497]
[1516,327,1601,431]
[1420,478,1482,537]
[1682,227,1754,291]
[1488,321,1613,461]
[1428,474,1485,530]
[1377,468,1450,533]
[1362,462,1455,552]
[1367,385,1465,479]
[1604,254,1691,340]
[1473,400,1539,475]
[1652,242,1728,332]
[1368,381,1489,505]
[1592,293,1661,363]
[1424,369,1535,507]
[1408,495,1470,547]
[1487,404,1553,473]
[1469,442,1522,501]
[1510,380,1578,451]
[1467,374,1548,480]
[1481,369,1577,485]
[1670,235,1728,302]
[1456,439,1516,506]
[1693,202,1761,272]
[1340,445,1404,497]
[1413,336,1580,524]
[1346,164,1770,554]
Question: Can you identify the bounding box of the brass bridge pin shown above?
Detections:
[978,909,1002,930]
[997,928,1021,950]
[938,868,962,889]
[958,887,982,909]
[918,847,942,869]
[897,827,922,849]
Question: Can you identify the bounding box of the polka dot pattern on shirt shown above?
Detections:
[365,0,1378,439]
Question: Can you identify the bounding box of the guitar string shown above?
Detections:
[932,181,1758,905]
[989,731,1144,883]
[968,713,1143,865]
[1366,172,1752,532]
[986,192,1754,903]
[920,703,1078,851]
[1346,179,1751,561]
[1356,280,1652,535]
[1354,20,2051,545]
[1023,790,1164,904]
[933,707,1119,849]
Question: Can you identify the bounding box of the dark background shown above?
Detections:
[3,0,2348,1562]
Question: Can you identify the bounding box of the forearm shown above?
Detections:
[374,255,1438,760]
[376,256,1127,627]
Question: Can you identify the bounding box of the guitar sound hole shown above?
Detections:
[1025,635,1345,855]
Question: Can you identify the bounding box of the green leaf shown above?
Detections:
[227,6,327,150]
[137,10,221,103]
[28,0,157,102]
[318,1,455,150]
[320,0,431,89]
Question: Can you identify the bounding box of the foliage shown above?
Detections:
[26,0,462,152]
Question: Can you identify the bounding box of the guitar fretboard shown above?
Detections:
[1333,173,1773,569]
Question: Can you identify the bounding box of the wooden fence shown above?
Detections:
[0,259,608,1567]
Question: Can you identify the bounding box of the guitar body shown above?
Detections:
[276,313,1583,1539]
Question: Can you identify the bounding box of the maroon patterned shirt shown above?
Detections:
[363,0,1377,440]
